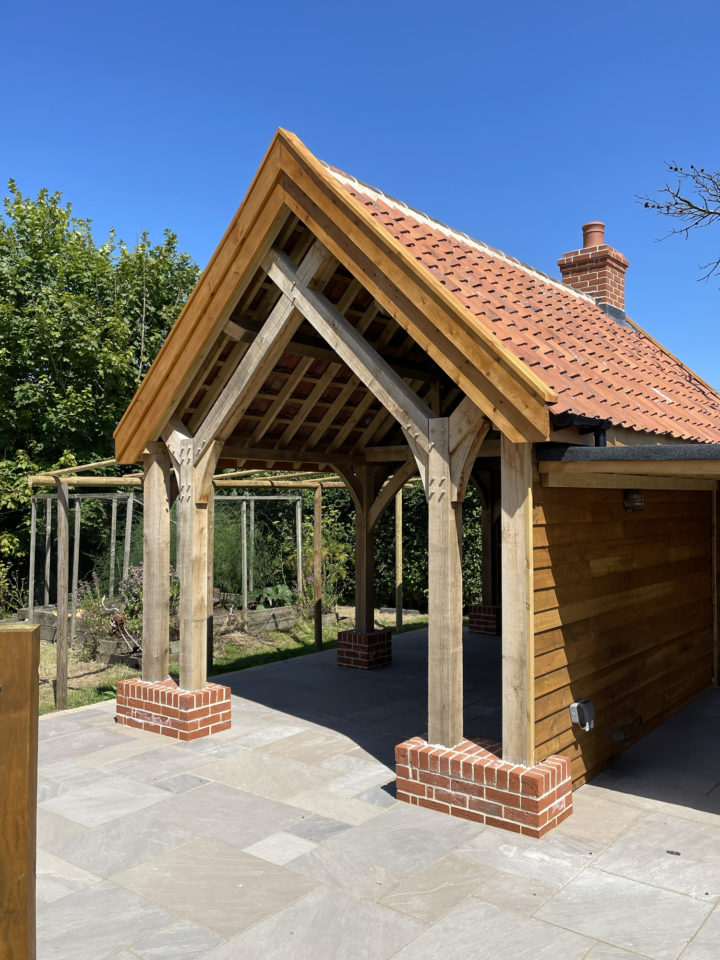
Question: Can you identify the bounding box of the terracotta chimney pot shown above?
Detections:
[582,221,605,249]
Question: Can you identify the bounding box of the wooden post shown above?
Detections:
[108,494,118,599]
[207,486,215,676]
[478,483,494,605]
[142,445,172,683]
[241,499,248,629]
[173,439,221,691]
[500,437,535,766]
[713,490,718,686]
[55,483,70,711]
[348,465,376,635]
[249,498,255,594]
[70,498,81,642]
[44,497,51,606]
[122,492,135,583]
[0,623,40,960]
[295,497,303,596]
[395,489,403,632]
[28,498,37,622]
[427,419,464,747]
[314,484,323,649]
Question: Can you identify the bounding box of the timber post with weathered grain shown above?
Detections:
[142,443,173,682]
[0,622,40,960]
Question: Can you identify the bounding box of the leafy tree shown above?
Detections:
[0,181,199,601]
[0,181,198,464]
[639,163,720,280]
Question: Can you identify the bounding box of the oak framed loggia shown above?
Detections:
[113,130,575,835]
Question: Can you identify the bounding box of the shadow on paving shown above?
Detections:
[215,627,502,771]
[592,687,720,818]
[218,630,720,821]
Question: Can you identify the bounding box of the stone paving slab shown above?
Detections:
[33,635,720,959]
[200,887,427,960]
[112,837,320,938]
[536,869,712,960]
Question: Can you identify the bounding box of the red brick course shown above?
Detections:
[115,677,231,741]
[467,604,501,636]
[337,629,391,669]
[395,736,572,838]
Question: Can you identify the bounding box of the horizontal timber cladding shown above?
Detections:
[533,484,714,786]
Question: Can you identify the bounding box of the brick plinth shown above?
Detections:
[395,736,572,838]
[337,629,391,669]
[467,604,501,635]
[116,677,231,741]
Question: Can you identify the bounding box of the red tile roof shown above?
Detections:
[329,168,720,444]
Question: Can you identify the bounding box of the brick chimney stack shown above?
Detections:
[558,222,629,312]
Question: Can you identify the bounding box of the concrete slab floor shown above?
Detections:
[34,631,720,959]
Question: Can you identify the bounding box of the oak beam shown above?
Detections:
[501,438,534,766]
[368,459,418,530]
[265,247,433,458]
[193,241,334,462]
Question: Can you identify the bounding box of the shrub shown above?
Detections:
[75,563,179,660]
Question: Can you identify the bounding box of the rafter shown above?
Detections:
[192,242,335,464]
[264,247,433,457]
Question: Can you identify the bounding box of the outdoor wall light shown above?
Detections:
[623,489,646,512]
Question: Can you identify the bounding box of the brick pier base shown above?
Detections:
[337,629,392,669]
[116,678,232,741]
[467,604,501,635]
[395,736,572,838]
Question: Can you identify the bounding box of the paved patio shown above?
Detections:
[36,629,720,959]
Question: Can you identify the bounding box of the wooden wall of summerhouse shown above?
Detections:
[533,483,715,786]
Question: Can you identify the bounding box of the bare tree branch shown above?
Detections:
[637,162,720,280]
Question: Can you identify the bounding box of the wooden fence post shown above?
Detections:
[242,499,248,630]
[43,497,51,606]
[122,492,134,583]
[55,483,69,711]
[395,489,403,632]
[249,498,255,594]
[108,494,118,599]
[313,485,323,649]
[295,497,303,596]
[70,498,81,642]
[28,498,37,622]
[0,623,40,960]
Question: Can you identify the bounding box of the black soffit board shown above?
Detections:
[536,443,720,463]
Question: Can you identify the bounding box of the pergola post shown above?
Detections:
[354,484,375,635]
[142,443,173,683]
[55,483,69,711]
[500,437,535,766]
[427,418,464,747]
[313,484,323,649]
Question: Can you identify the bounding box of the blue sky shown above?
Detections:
[3,1,720,386]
